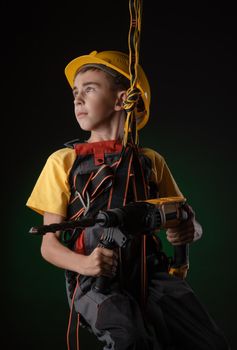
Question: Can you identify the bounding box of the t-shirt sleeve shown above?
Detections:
[26,148,76,217]
[142,148,183,198]
[156,156,183,197]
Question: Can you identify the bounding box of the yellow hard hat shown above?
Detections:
[64,50,151,130]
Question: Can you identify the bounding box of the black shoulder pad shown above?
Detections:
[64,139,80,149]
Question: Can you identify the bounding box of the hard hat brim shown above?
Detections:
[65,54,131,88]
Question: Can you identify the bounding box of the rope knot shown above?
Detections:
[123,87,141,113]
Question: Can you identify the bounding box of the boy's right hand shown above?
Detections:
[82,247,118,278]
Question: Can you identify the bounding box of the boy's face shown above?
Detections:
[73,69,125,133]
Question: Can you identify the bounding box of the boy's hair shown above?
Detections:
[75,63,131,92]
[75,64,145,112]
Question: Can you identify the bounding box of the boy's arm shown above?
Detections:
[41,212,117,277]
[166,204,203,245]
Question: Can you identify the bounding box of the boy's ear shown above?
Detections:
[114,90,127,111]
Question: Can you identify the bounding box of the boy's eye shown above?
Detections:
[72,85,96,100]
[85,86,95,93]
[72,90,78,98]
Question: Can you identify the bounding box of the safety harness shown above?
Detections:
[63,138,168,350]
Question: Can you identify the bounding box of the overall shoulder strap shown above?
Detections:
[108,144,150,208]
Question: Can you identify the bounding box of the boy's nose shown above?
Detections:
[75,93,85,105]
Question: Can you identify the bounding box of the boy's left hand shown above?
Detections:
[166,205,203,245]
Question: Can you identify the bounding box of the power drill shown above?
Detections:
[93,196,189,293]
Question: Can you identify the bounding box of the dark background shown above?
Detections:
[2,1,236,349]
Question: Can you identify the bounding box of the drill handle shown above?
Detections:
[93,235,118,294]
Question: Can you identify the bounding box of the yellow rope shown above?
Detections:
[123,0,143,146]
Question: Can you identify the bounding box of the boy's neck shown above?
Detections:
[87,134,123,143]
[87,113,125,143]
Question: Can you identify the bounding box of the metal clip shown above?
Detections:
[75,191,90,216]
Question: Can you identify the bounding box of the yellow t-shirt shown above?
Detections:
[26,146,182,217]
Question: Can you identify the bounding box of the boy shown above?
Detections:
[26,50,229,349]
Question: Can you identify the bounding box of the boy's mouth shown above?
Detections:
[76,112,88,118]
